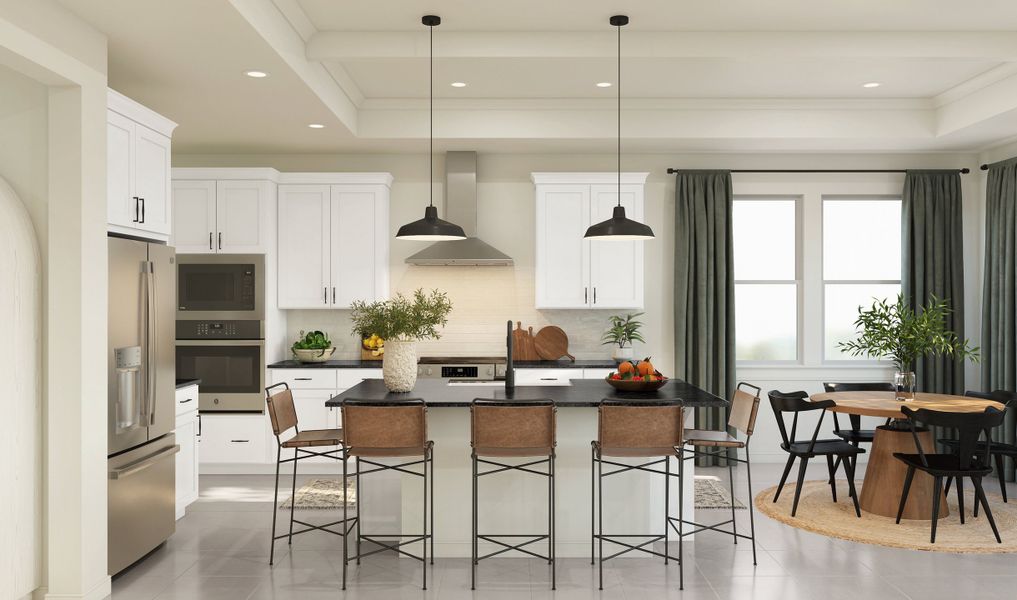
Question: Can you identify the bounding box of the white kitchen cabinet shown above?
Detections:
[514,369,581,385]
[175,384,200,519]
[171,173,272,254]
[533,173,648,309]
[582,368,616,380]
[277,177,391,309]
[107,89,176,241]
[198,414,269,464]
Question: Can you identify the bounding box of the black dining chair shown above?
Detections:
[894,405,1006,543]
[823,382,894,450]
[769,390,864,517]
[940,390,1017,502]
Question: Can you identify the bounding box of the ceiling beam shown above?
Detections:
[307,31,1017,61]
[229,0,359,134]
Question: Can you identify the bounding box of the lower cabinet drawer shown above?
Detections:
[199,414,268,463]
[513,368,579,385]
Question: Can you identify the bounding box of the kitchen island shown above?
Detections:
[327,378,727,558]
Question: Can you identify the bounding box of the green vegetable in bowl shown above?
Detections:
[292,330,332,354]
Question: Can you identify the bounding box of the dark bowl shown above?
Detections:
[605,373,668,392]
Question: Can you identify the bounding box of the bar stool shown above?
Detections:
[470,398,557,590]
[592,399,684,590]
[264,382,348,565]
[680,382,762,565]
[339,398,434,590]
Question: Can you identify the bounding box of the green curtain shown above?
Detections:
[901,170,965,395]
[674,170,735,466]
[982,157,1017,481]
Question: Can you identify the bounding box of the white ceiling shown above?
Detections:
[57,0,1017,154]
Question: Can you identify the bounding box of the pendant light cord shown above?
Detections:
[429,21,434,208]
[616,19,621,208]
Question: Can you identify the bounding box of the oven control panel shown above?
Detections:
[176,319,263,339]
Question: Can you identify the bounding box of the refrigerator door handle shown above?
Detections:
[109,445,179,480]
[145,261,158,426]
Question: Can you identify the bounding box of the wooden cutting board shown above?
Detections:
[512,322,539,361]
[533,326,575,362]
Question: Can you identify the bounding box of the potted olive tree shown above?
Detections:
[601,312,645,363]
[350,289,453,392]
[837,294,978,400]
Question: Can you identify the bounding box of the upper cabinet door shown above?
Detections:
[133,124,172,237]
[217,180,269,253]
[330,185,388,308]
[535,184,591,308]
[278,185,331,309]
[171,180,217,253]
[107,111,136,228]
[589,184,644,309]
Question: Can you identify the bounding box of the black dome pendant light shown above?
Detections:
[396,15,468,241]
[584,15,654,240]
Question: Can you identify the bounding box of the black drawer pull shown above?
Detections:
[294,377,312,381]
[230,439,250,443]
[179,398,193,404]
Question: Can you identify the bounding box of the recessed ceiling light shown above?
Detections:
[596,82,613,88]
[245,70,268,78]
[862,82,881,88]
[308,123,325,129]
[450,81,467,88]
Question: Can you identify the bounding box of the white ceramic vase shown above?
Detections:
[612,345,634,362]
[383,339,418,392]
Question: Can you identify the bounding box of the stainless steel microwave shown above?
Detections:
[176,254,264,320]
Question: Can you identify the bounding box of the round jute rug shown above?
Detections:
[755,480,1017,553]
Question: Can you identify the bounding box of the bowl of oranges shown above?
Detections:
[605,358,668,392]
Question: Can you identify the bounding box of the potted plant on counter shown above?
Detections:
[601,312,645,362]
[350,289,453,392]
[291,330,336,363]
[837,294,978,400]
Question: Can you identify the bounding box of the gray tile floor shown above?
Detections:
[112,463,1017,600]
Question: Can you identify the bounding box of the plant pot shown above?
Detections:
[612,346,634,362]
[383,339,417,392]
[894,370,916,401]
[293,347,335,363]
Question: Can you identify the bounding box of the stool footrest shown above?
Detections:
[350,533,431,563]
[595,534,681,563]
[476,534,551,562]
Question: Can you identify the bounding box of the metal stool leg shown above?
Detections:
[598,449,604,591]
[664,454,670,564]
[269,446,281,565]
[471,453,477,590]
[678,447,684,591]
[288,448,298,543]
[590,444,595,565]
[430,451,435,565]
[551,453,556,591]
[423,449,428,591]
[729,454,738,544]
[746,445,758,566]
[341,450,348,591]
[355,459,361,564]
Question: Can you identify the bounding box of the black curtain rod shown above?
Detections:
[666,168,971,175]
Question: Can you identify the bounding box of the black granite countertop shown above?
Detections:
[326,378,727,409]
[175,378,201,389]
[268,359,383,369]
[268,359,617,369]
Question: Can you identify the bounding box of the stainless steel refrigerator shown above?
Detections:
[108,236,178,575]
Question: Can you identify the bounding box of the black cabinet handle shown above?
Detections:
[179,398,193,404]
[332,286,336,304]
[140,197,145,223]
[132,197,140,222]
[324,287,328,304]
[230,439,250,443]
[218,231,222,250]
[584,287,588,304]
[197,414,201,437]
[294,377,312,381]
[593,287,597,304]
[209,232,213,250]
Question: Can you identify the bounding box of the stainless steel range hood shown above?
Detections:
[406,151,513,266]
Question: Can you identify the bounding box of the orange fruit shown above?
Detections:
[637,358,654,376]
[617,361,635,375]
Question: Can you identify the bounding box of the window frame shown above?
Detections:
[732,195,804,366]
[819,195,903,365]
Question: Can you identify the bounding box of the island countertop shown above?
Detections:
[326,378,727,409]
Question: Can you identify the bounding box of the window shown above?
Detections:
[822,198,902,360]
[733,198,798,361]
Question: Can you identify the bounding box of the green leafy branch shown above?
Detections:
[349,288,453,342]
[836,293,979,371]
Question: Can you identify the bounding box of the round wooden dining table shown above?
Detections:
[809,391,1005,520]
